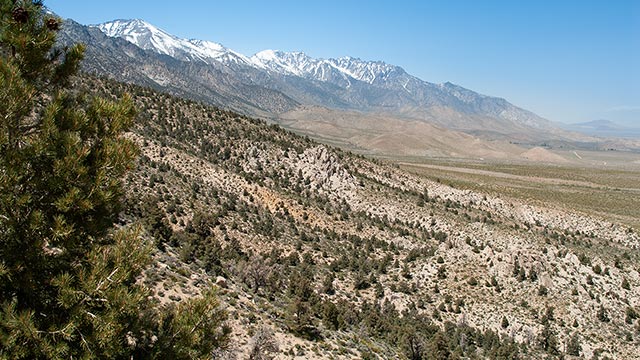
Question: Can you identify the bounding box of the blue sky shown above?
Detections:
[48,0,639,125]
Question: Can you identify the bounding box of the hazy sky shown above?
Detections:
[48,0,639,125]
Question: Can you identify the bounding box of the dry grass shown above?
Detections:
[400,159,640,230]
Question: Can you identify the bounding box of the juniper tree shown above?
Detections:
[0,1,229,358]
[566,333,582,356]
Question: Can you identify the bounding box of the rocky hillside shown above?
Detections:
[83,76,640,359]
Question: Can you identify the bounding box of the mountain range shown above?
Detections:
[56,18,588,150]
[562,120,640,139]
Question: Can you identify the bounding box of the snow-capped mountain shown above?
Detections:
[250,50,401,85]
[80,18,561,138]
[246,49,551,130]
[95,19,251,66]
[96,20,404,86]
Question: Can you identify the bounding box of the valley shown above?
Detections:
[399,158,640,230]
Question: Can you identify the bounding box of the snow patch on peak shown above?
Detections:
[189,39,224,53]
[97,19,151,37]
[252,49,280,62]
[250,50,314,76]
[94,19,251,66]
[250,50,402,84]
[328,57,400,84]
[96,19,192,57]
[97,19,169,46]
[188,39,252,64]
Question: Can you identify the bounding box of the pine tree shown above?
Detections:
[0,1,229,357]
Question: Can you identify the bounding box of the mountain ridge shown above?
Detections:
[90,19,559,139]
[57,19,300,116]
[96,19,253,66]
[562,119,640,139]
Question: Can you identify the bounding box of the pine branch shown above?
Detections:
[95,267,119,292]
